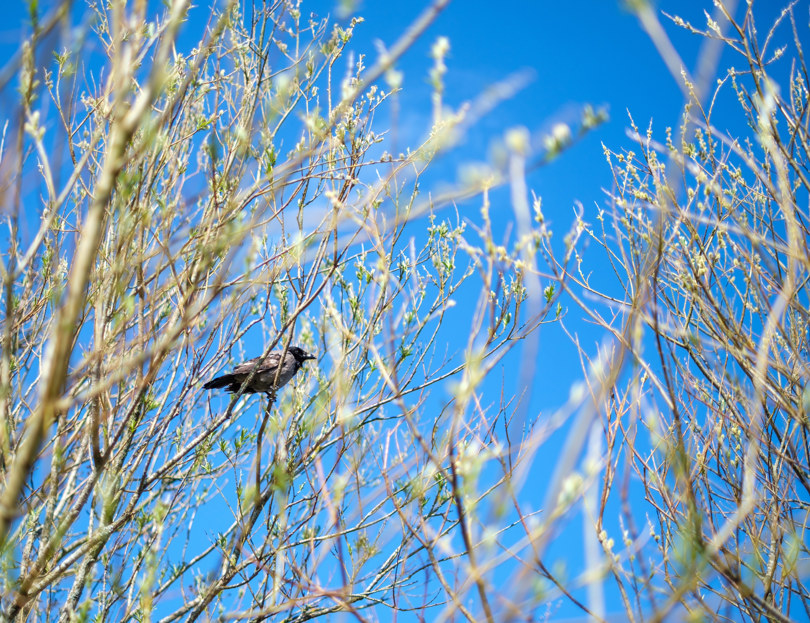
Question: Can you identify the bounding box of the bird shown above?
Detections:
[202,346,316,395]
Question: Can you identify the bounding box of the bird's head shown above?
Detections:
[288,346,316,362]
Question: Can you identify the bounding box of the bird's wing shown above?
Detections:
[259,352,285,371]
[231,356,262,375]
[232,353,282,375]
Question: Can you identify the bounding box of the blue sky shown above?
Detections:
[324,0,806,408]
[322,0,704,410]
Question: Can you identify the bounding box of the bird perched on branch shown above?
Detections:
[203,346,316,395]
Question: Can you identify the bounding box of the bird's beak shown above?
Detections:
[304,353,316,360]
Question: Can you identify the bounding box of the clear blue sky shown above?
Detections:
[319,0,729,409]
[332,0,806,413]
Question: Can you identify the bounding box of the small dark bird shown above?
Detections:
[203,346,316,395]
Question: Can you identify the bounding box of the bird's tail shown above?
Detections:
[202,374,237,390]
